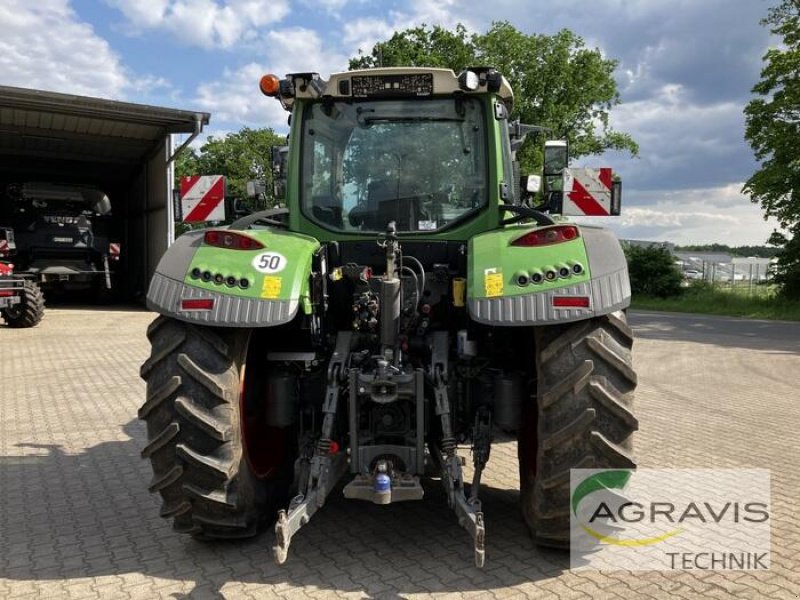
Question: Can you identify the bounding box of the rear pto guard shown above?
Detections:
[138,66,637,571]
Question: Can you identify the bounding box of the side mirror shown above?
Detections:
[271,145,289,200]
[246,180,266,198]
[611,179,622,216]
[543,140,568,176]
[271,145,288,176]
[543,139,568,207]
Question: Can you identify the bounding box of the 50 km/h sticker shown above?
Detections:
[252,252,287,274]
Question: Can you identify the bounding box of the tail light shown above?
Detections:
[510,225,580,247]
[552,296,591,308]
[0,290,14,297]
[181,298,215,311]
[204,230,264,250]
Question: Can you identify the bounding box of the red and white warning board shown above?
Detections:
[562,168,614,216]
[180,175,226,223]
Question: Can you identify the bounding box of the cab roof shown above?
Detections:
[280,67,514,111]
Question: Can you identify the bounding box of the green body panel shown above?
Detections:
[183,229,319,310]
[286,95,504,243]
[468,226,591,300]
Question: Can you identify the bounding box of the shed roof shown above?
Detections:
[0,85,210,184]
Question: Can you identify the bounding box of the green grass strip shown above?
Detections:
[631,285,800,321]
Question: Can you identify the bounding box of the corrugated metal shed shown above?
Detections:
[0,85,210,183]
[0,85,212,299]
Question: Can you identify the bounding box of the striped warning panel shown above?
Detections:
[563,168,613,216]
[180,175,226,223]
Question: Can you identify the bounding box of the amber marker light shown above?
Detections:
[259,74,281,96]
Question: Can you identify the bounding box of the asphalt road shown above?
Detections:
[0,308,798,599]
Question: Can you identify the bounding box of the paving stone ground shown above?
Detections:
[1,307,798,599]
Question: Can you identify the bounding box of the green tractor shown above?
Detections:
[139,67,636,567]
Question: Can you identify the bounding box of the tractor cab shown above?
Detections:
[264,68,517,241]
[263,67,620,241]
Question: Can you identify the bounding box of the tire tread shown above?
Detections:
[139,317,273,540]
[520,311,638,548]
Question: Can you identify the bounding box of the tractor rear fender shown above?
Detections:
[146,228,320,327]
[467,224,630,325]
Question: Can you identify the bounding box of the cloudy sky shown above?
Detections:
[0,0,781,244]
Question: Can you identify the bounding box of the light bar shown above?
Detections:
[181,298,215,311]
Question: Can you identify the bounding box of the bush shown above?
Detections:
[768,228,800,300]
[624,245,683,298]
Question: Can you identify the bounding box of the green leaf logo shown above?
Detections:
[572,469,682,546]
[571,470,632,516]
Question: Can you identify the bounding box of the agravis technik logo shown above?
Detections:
[570,469,771,571]
[571,470,683,546]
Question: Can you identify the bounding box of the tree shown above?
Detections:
[176,127,285,207]
[766,226,800,297]
[349,22,638,173]
[744,1,800,298]
[625,245,684,298]
[350,24,475,72]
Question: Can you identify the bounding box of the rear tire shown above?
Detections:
[2,281,45,328]
[139,316,288,539]
[519,310,638,548]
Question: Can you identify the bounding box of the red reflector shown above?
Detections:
[552,296,590,308]
[0,290,14,297]
[181,298,215,311]
[204,230,264,250]
[511,225,580,247]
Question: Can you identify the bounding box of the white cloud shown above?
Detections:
[108,0,169,28]
[342,0,476,64]
[593,184,782,245]
[0,0,130,98]
[107,0,290,49]
[300,0,352,14]
[619,207,739,229]
[343,17,399,55]
[603,84,753,191]
[196,62,289,129]
[262,28,350,78]
[195,28,349,130]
